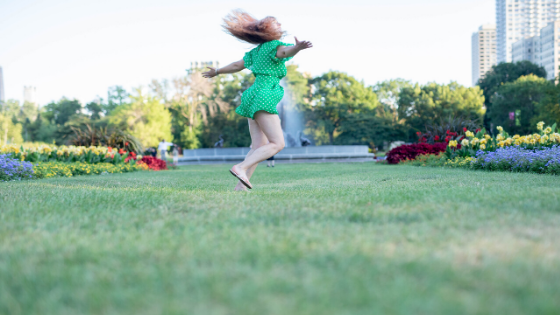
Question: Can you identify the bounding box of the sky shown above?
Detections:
[0,0,495,106]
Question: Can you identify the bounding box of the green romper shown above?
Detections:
[236,40,294,119]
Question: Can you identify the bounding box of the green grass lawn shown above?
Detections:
[1,163,560,315]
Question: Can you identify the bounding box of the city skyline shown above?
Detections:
[496,0,560,63]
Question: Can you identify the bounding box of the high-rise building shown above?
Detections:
[496,0,560,63]
[0,66,4,103]
[512,20,560,80]
[472,25,497,86]
[23,86,37,104]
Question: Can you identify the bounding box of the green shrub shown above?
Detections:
[33,162,143,179]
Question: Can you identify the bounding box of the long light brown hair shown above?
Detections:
[222,10,285,45]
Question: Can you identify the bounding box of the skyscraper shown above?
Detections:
[496,0,560,63]
[23,86,37,104]
[0,66,5,103]
[472,25,498,86]
[512,20,560,80]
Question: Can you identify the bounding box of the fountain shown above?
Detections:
[179,79,374,164]
[278,79,309,147]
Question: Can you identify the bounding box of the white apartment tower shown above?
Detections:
[23,86,37,104]
[472,25,497,86]
[512,20,560,79]
[497,0,560,63]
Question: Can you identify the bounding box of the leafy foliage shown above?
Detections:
[307,71,379,144]
[477,61,547,128]
[488,75,550,135]
[397,82,485,139]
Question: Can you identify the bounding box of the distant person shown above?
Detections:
[267,155,275,167]
[158,139,174,160]
[202,10,312,191]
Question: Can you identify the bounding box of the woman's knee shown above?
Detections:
[273,139,285,152]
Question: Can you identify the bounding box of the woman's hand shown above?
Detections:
[202,67,218,78]
[276,37,313,59]
[294,37,313,51]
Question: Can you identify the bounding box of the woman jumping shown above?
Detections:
[202,10,312,190]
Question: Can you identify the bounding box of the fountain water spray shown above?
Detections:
[278,79,308,147]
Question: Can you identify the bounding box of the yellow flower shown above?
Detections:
[537,121,545,130]
[461,139,469,147]
[496,134,505,141]
[465,131,475,138]
[544,127,552,134]
[513,135,520,139]
[448,140,458,148]
[480,139,487,145]
[471,138,479,145]
[484,134,491,140]
[480,144,486,150]
[497,126,504,132]
[542,135,549,142]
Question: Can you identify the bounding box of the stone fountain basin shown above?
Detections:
[179,145,374,164]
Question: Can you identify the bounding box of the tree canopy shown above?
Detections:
[488,74,550,135]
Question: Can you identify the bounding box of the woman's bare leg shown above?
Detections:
[234,111,285,178]
[234,118,268,191]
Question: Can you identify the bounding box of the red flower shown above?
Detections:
[125,142,129,146]
[108,147,113,153]
[386,143,447,164]
[130,151,136,157]
[416,131,422,136]
[138,156,168,171]
[420,137,427,143]
[445,136,451,142]
[434,135,440,141]
[475,128,481,133]
[446,130,450,135]
[463,127,468,132]
[118,148,125,155]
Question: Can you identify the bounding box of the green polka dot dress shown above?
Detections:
[236,40,294,119]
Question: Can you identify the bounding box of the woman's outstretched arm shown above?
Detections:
[202,59,245,78]
[276,37,313,59]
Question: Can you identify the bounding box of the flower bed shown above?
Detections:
[444,122,560,160]
[32,162,144,179]
[138,156,168,171]
[0,144,139,165]
[0,154,34,182]
[469,146,560,175]
[386,143,447,164]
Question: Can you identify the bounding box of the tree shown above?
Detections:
[488,75,550,135]
[478,61,547,128]
[106,86,129,114]
[85,100,104,120]
[335,113,407,149]
[109,89,172,148]
[307,71,379,144]
[397,82,485,138]
[44,98,82,126]
[0,99,23,144]
[372,79,412,123]
[533,81,560,126]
